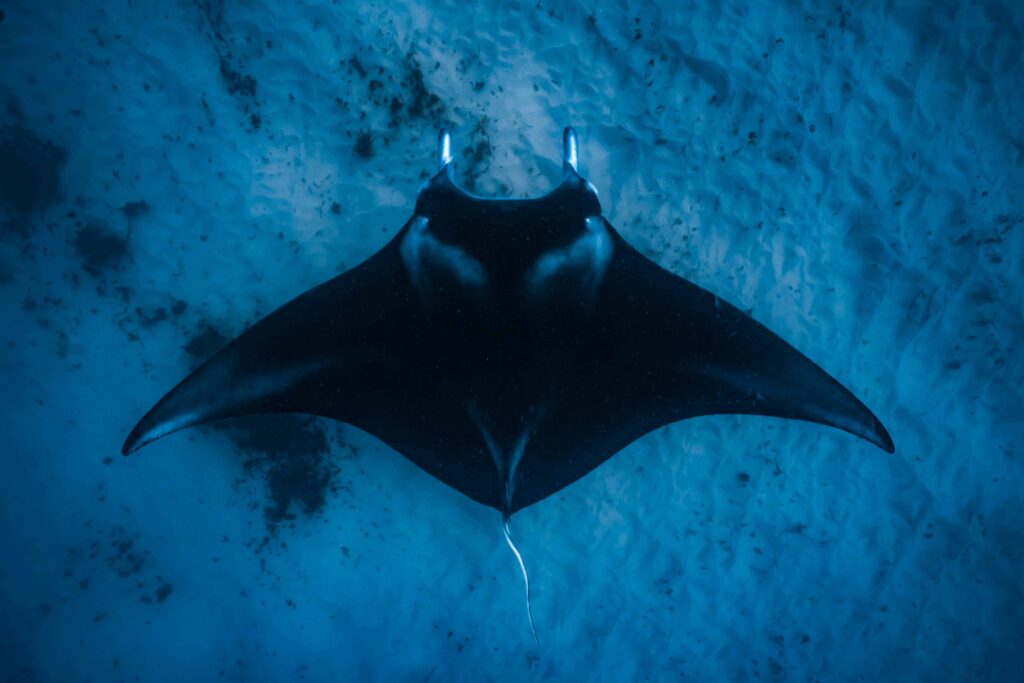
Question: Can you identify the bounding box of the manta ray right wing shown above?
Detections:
[496,221,895,514]
[599,226,894,452]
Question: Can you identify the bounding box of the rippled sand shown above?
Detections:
[0,1,1021,680]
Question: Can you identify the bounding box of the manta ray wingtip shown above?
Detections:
[872,416,896,454]
[121,384,208,456]
[120,412,170,456]
[845,403,894,454]
[121,437,141,456]
[121,425,148,456]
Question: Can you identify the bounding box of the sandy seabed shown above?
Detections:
[0,1,1021,681]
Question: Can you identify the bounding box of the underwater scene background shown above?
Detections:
[1,0,1022,680]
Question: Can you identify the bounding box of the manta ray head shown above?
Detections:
[399,128,613,315]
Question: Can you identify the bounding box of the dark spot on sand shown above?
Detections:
[133,300,185,329]
[219,58,256,98]
[354,131,374,160]
[0,125,67,218]
[460,117,492,193]
[737,471,750,486]
[196,0,224,29]
[218,415,338,532]
[330,201,341,215]
[106,528,149,578]
[347,55,367,77]
[184,321,229,363]
[119,200,150,219]
[72,222,129,277]
[223,416,329,461]
[264,447,332,526]
[403,56,446,125]
[154,583,173,603]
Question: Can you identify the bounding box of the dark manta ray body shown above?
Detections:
[124,128,892,633]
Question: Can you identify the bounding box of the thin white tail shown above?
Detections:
[503,516,538,643]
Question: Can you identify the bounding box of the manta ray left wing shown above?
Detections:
[122,231,504,508]
[122,237,415,451]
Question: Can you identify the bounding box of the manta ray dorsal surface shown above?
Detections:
[123,126,894,518]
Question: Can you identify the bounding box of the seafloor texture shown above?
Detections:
[1,1,1021,681]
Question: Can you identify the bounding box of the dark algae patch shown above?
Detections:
[219,58,257,99]
[106,528,150,578]
[134,298,187,330]
[59,526,176,608]
[72,222,130,276]
[0,125,67,218]
[264,439,333,525]
[197,0,262,132]
[354,130,374,160]
[346,49,449,130]
[184,324,340,534]
[460,116,492,193]
[184,320,230,364]
[403,54,446,125]
[155,582,173,602]
[218,415,340,532]
[119,199,151,220]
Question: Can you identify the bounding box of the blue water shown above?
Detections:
[1,1,1022,681]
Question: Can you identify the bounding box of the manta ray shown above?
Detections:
[123,128,893,635]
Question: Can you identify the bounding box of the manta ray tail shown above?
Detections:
[503,515,538,643]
